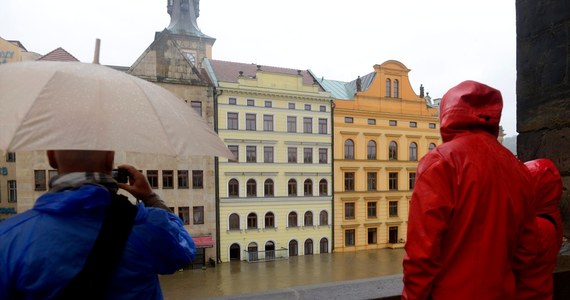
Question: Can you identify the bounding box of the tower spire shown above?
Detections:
[166,0,204,36]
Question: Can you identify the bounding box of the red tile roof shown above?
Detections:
[37,47,79,62]
[209,59,317,86]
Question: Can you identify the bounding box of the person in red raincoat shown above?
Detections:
[402,80,538,299]
[519,159,563,299]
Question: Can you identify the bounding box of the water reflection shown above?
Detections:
[160,248,405,299]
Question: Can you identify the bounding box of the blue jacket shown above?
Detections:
[0,184,196,300]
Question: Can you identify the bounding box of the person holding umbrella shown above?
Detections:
[0,61,234,299]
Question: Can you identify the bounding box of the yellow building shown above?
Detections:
[318,60,440,252]
[206,60,333,262]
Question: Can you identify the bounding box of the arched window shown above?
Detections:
[288,212,298,227]
[264,179,274,196]
[247,212,257,229]
[394,79,399,98]
[320,210,329,225]
[304,211,313,226]
[319,179,328,196]
[409,142,418,161]
[320,238,329,253]
[389,141,398,160]
[289,240,298,256]
[429,143,436,151]
[344,139,354,160]
[288,179,297,196]
[367,140,377,160]
[246,179,256,197]
[229,213,240,230]
[304,179,313,196]
[265,241,275,259]
[304,239,314,255]
[247,242,258,261]
[265,212,275,228]
[228,179,239,197]
[386,79,391,97]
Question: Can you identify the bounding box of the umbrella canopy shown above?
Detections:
[0,61,232,158]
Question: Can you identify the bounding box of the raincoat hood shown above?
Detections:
[440,80,503,142]
[524,158,563,228]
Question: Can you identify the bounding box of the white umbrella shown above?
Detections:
[0,61,232,158]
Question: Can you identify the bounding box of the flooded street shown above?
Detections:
[160,248,405,299]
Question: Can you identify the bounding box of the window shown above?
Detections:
[227,112,238,130]
[368,118,376,125]
[429,143,437,151]
[386,79,391,97]
[320,105,326,112]
[303,148,312,164]
[264,179,274,196]
[389,120,397,126]
[178,170,189,188]
[389,172,398,191]
[34,170,47,191]
[263,115,274,131]
[288,103,295,109]
[318,118,327,134]
[345,202,355,219]
[8,180,17,202]
[246,114,256,131]
[389,226,399,244]
[228,97,236,105]
[367,140,377,160]
[265,212,275,228]
[304,179,313,196]
[246,179,257,197]
[191,101,202,116]
[264,146,274,163]
[288,212,298,227]
[344,172,355,191]
[344,139,354,160]
[162,170,174,189]
[246,146,256,163]
[147,170,158,189]
[409,172,417,190]
[409,142,418,161]
[228,179,239,197]
[289,240,298,256]
[303,117,312,133]
[318,148,328,164]
[247,99,255,106]
[394,79,399,98]
[429,123,436,129]
[288,147,297,163]
[193,206,204,224]
[319,179,328,196]
[367,202,377,218]
[192,170,203,189]
[228,145,239,162]
[229,213,240,229]
[345,229,355,246]
[304,211,313,226]
[319,210,329,225]
[178,207,190,225]
[344,117,353,123]
[304,104,311,111]
[389,201,398,217]
[288,179,297,196]
[48,170,58,181]
[287,116,297,133]
[264,100,272,108]
[247,213,257,229]
[389,141,398,160]
[409,121,417,128]
[367,172,377,191]
[368,228,378,244]
[320,238,329,253]
[6,152,16,162]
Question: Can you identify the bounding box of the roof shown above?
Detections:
[314,71,376,100]
[7,40,27,51]
[37,47,79,62]
[208,59,317,87]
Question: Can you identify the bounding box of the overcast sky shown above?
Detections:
[2,0,518,136]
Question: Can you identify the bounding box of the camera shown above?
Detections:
[112,168,129,183]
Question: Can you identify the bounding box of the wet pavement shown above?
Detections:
[159,248,405,299]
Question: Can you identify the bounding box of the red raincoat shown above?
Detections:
[402,81,538,300]
[519,159,563,299]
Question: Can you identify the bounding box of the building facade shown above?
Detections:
[318,60,440,252]
[207,60,333,262]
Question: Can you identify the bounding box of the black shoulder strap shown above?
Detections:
[56,194,137,300]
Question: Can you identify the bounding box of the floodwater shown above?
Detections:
[159,248,405,299]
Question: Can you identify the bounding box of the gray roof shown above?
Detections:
[312,71,376,100]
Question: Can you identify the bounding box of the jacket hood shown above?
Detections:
[440,80,503,142]
[524,159,563,219]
